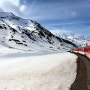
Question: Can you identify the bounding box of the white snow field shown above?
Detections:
[0,52,77,90]
[0,12,78,90]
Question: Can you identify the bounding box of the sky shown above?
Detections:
[0,0,90,36]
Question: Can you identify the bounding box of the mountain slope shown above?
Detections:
[0,12,76,53]
[51,30,90,47]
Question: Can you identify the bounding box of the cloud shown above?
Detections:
[64,9,77,17]
[23,1,79,20]
[0,0,19,6]
[50,29,73,34]
[0,0,26,16]
[0,0,89,36]
[49,21,90,26]
[20,5,26,12]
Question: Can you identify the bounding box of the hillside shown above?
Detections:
[0,12,76,53]
[51,30,90,47]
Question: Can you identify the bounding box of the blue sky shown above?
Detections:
[0,0,90,36]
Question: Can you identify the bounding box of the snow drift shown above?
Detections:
[0,52,77,90]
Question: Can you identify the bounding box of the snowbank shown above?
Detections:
[0,52,77,90]
[74,51,90,59]
[74,51,85,55]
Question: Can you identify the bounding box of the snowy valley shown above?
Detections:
[0,0,89,89]
[0,12,76,54]
[0,12,78,90]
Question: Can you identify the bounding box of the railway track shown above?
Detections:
[71,53,90,90]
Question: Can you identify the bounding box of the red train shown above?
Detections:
[74,45,90,54]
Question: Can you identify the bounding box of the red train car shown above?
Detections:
[74,45,90,54]
[84,45,90,53]
[74,47,84,52]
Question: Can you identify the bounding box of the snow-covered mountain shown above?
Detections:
[51,30,90,47]
[0,12,76,53]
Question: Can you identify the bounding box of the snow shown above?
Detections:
[51,30,90,47]
[74,51,85,55]
[74,50,90,59]
[0,12,75,52]
[0,12,78,89]
[0,52,77,90]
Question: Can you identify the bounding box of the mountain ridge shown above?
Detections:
[0,12,76,53]
[51,30,90,47]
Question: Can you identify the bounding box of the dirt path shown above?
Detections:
[70,53,90,90]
